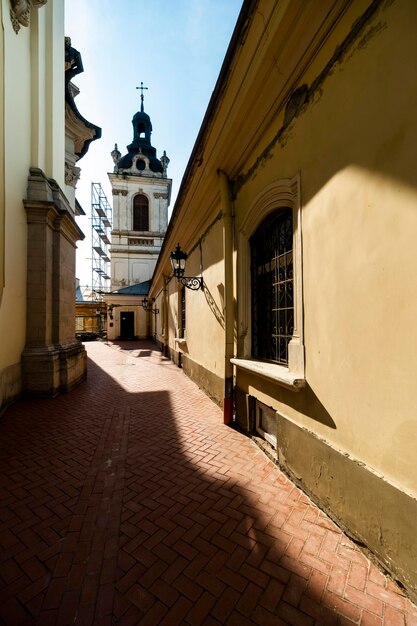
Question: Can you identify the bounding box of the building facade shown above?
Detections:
[149,0,417,601]
[109,93,171,291]
[0,0,100,411]
[105,92,171,340]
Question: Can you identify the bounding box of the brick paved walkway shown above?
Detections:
[0,341,416,626]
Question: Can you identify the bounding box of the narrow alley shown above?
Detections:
[0,341,416,626]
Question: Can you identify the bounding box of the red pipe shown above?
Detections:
[224,396,233,425]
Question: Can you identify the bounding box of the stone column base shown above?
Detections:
[0,362,22,414]
[59,340,87,393]
[22,341,86,397]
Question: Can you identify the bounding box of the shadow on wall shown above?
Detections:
[0,340,358,624]
[203,281,225,330]
[237,369,337,429]
[273,383,337,429]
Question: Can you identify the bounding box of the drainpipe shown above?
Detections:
[163,276,169,356]
[219,170,234,425]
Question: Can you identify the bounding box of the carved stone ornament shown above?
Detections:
[10,0,47,34]
[64,162,81,188]
[154,193,168,199]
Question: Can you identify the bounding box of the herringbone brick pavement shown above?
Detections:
[0,341,416,625]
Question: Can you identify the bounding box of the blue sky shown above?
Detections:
[65,0,242,286]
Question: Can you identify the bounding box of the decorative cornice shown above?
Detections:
[24,168,84,242]
[25,166,73,214]
[65,41,101,159]
[10,0,47,34]
[65,102,98,158]
[64,162,81,188]
[154,193,168,199]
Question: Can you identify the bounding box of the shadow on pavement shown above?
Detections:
[0,340,409,625]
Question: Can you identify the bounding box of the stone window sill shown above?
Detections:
[175,337,187,347]
[231,358,305,391]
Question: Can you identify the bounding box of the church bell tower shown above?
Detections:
[108,84,171,290]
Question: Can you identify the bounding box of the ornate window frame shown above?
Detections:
[232,174,305,390]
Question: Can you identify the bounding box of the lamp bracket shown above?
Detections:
[179,276,203,291]
[142,301,159,314]
[141,297,159,313]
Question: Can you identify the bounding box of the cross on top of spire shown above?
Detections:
[136,82,148,112]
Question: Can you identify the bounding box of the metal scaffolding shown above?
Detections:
[91,182,112,299]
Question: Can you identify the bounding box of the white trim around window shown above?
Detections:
[234,174,305,391]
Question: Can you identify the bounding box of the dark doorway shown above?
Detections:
[120,311,135,339]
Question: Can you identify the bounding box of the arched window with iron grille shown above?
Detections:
[133,194,149,231]
[250,208,293,366]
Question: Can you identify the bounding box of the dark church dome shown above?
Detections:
[133,109,151,125]
[114,95,163,174]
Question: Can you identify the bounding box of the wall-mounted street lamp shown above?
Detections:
[169,243,203,291]
[107,303,123,320]
[141,297,159,340]
[141,297,159,314]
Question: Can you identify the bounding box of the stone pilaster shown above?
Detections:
[21,168,86,397]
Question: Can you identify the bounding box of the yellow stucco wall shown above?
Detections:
[0,0,65,403]
[149,0,417,597]
[233,0,417,496]
[1,0,31,377]
[183,219,225,378]
[0,6,4,307]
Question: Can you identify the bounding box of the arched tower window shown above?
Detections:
[133,194,149,231]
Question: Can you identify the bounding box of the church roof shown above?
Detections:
[113,89,164,175]
[133,109,151,125]
[75,283,84,302]
[110,280,150,296]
